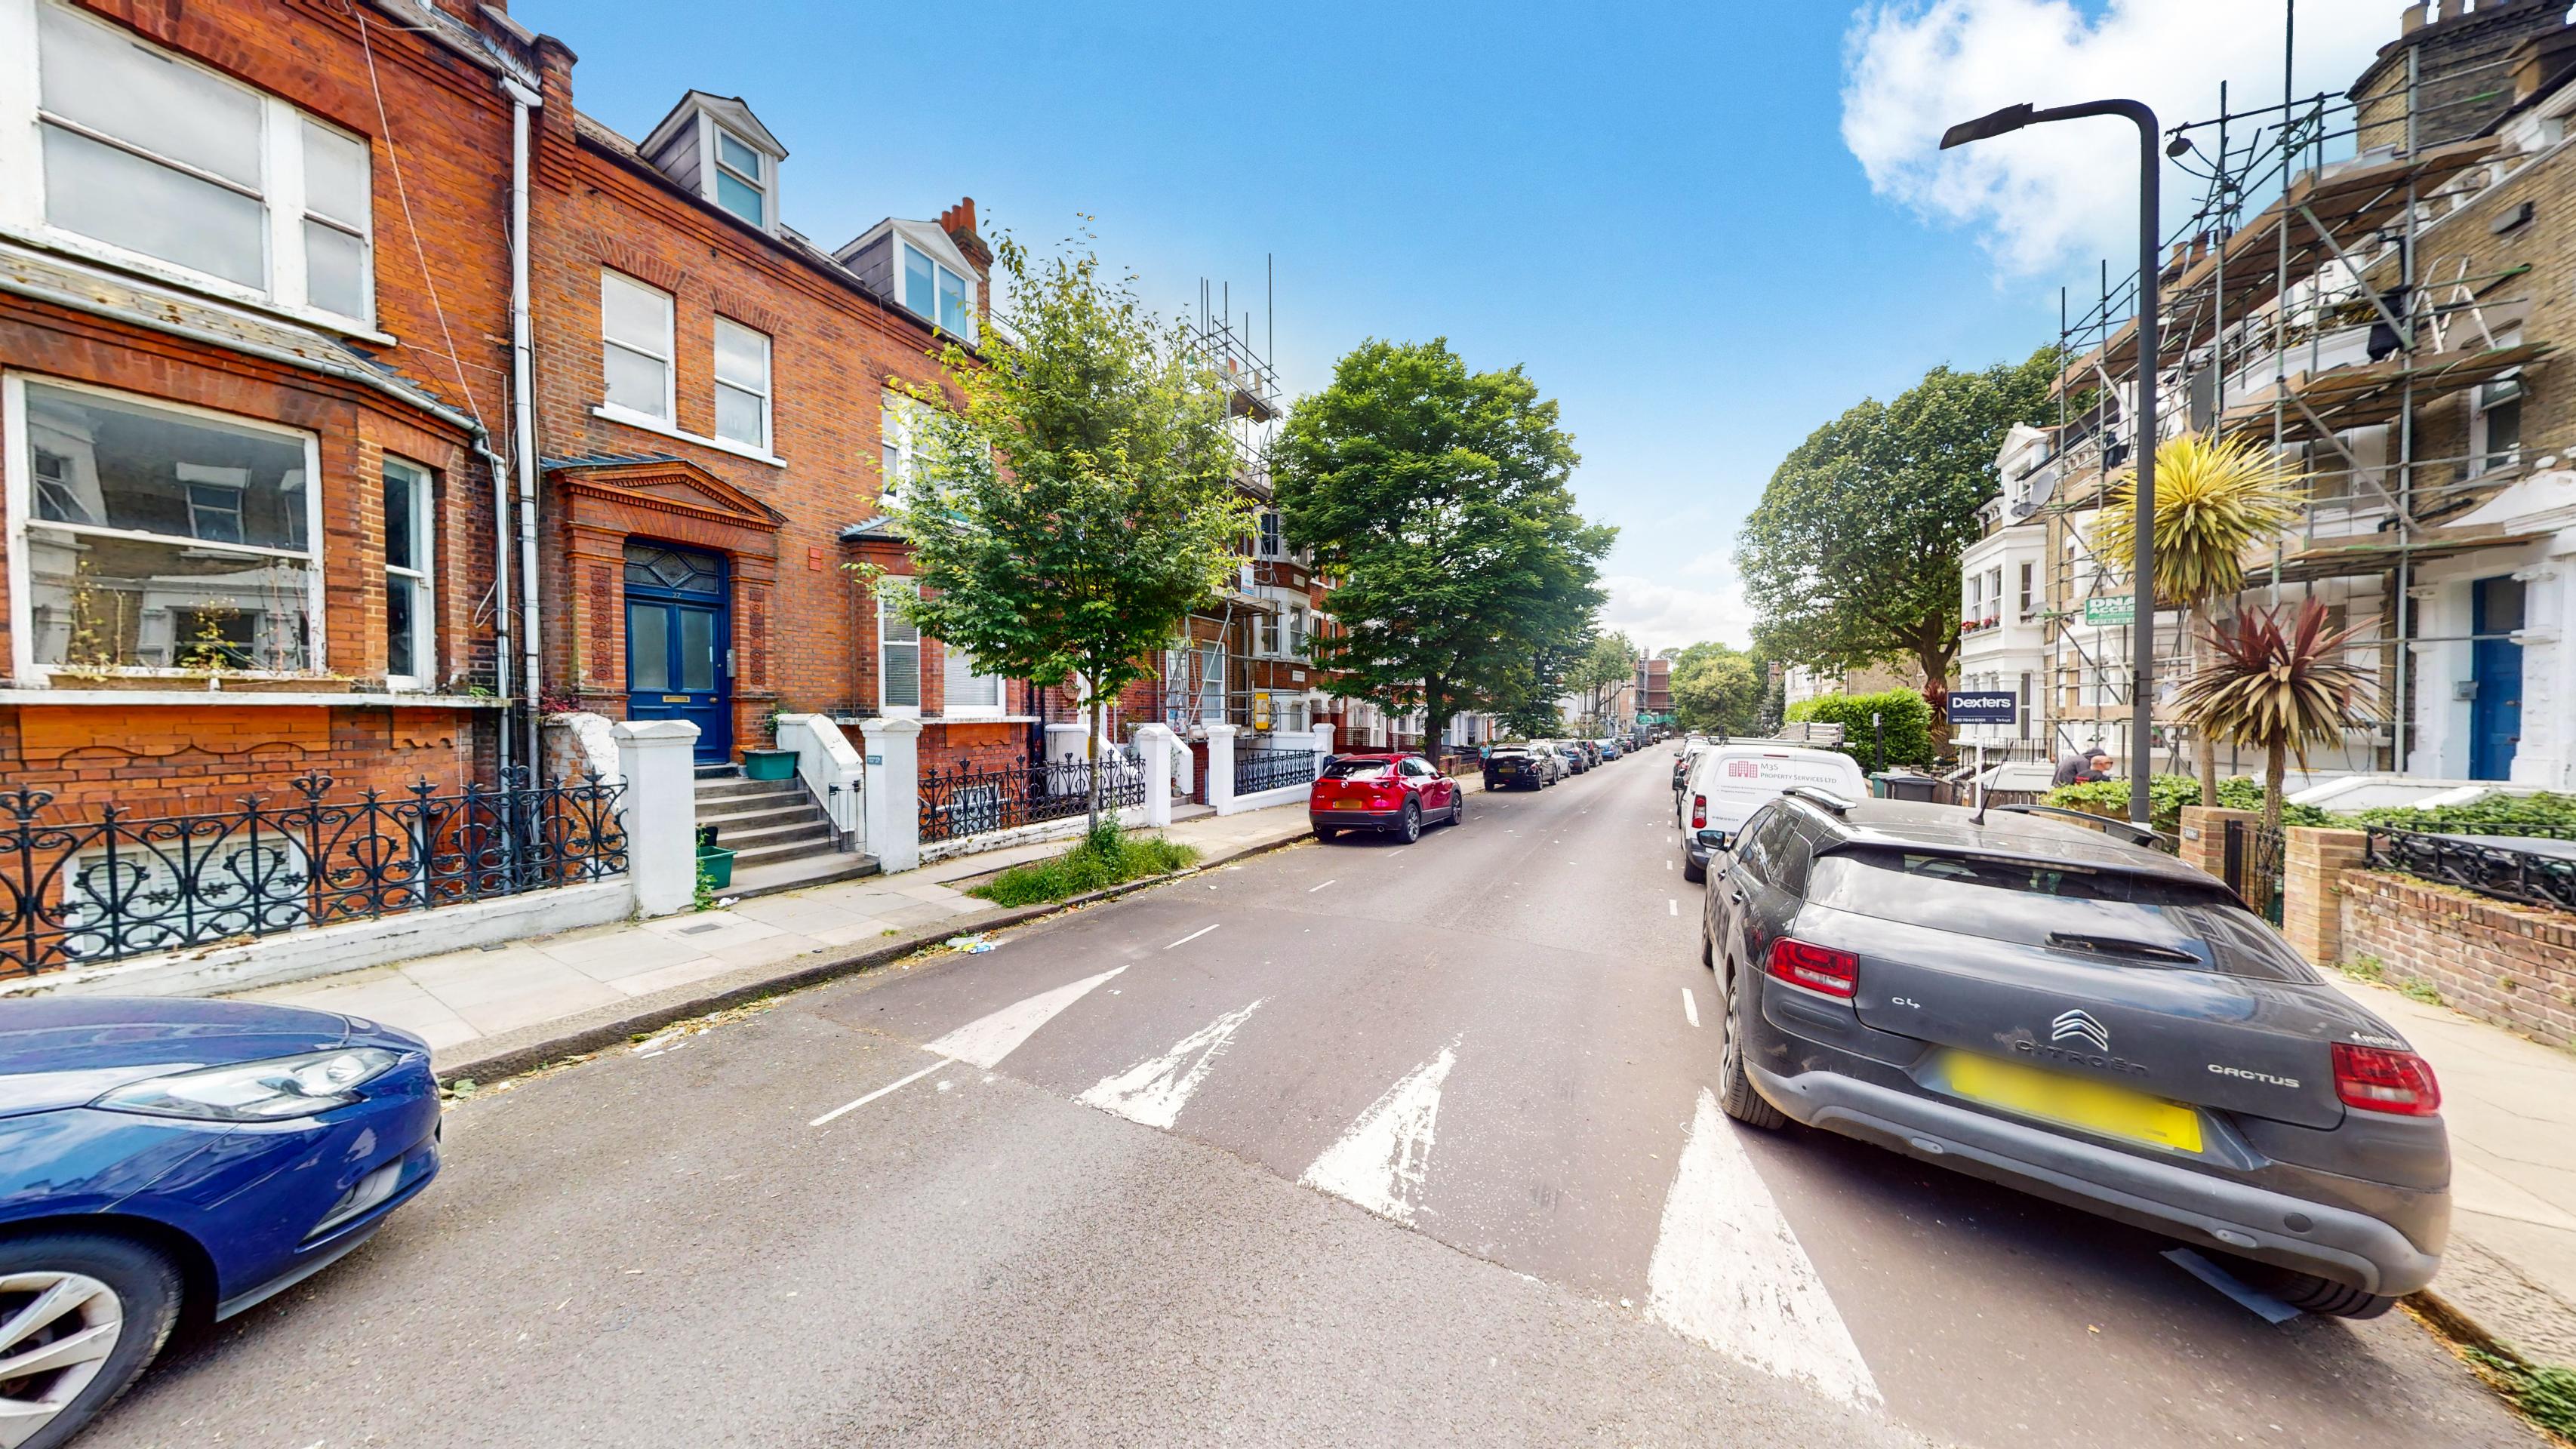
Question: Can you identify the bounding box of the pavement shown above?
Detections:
[109,757,2538,1447]
[241,796,1386,1079]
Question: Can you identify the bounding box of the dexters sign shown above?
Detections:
[1948,692,2017,726]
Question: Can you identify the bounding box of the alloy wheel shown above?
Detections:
[0,1270,124,1448]
[1718,970,1742,1085]
[1400,803,1420,843]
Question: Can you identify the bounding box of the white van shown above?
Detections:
[1679,743,1867,881]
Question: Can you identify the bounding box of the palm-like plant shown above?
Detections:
[2090,432,2302,805]
[2172,598,2375,832]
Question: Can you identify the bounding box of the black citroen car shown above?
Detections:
[1697,790,2448,1318]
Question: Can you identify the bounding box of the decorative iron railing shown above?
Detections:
[2224,819,2286,925]
[1233,747,1317,795]
[919,754,1147,844]
[2364,827,2576,914]
[0,769,626,977]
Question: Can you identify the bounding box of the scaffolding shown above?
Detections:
[2005,3,2559,779]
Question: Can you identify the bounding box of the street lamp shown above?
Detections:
[1941,98,2162,829]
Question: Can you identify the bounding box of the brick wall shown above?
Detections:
[2340,868,2576,1048]
[2283,826,2373,968]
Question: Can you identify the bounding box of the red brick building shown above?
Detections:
[0,0,528,815]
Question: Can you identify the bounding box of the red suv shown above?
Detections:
[1309,753,1463,843]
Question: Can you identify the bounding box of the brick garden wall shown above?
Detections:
[2340,869,2576,1050]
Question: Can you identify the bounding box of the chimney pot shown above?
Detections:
[2439,0,2464,20]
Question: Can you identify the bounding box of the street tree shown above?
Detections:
[1564,632,1637,732]
[876,234,1249,829]
[1736,347,2057,743]
[1670,641,1762,736]
[2089,432,2301,807]
[1276,338,1613,750]
[2174,599,2374,832]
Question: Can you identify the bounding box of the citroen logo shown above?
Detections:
[2051,1009,2110,1052]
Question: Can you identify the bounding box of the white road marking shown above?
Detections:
[1300,1041,1459,1225]
[925,966,1128,1069]
[1682,989,1700,1028]
[1308,879,1337,893]
[1079,998,1266,1128]
[1666,859,1673,871]
[809,1060,949,1126]
[1668,898,1679,916]
[1165,923,1220,950]
[1647,1089,1879,1407]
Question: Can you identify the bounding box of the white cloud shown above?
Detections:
[1600,571,1756,651]
[1842,0,2388,275]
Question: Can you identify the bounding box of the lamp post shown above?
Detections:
[1941,99,2162,829]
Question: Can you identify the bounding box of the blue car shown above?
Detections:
[0,998,439,1448]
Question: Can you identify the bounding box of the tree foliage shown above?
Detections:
[2174,599,2376,831]
[1736,348,2058,728]
[1668,641,1763,736]
[1784,688,1934,770]
[1276,339,1613,747]
[1564,631,1637,729]
[877,234,1249,825]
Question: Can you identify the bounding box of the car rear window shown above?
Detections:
[1805,847,2315,981]
[1321,760,1394,780]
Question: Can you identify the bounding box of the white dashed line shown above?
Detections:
[1668,898,1679,916]
[1165,923,1220,950]
[1682,989,1700,1028]
[1308,879,1337,893]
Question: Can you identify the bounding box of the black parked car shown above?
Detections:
[1697,791,2447,1318]
[1484,745,1555,790]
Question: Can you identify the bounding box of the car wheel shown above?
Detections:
[1447,794,1465,827]
[1682,854,1706,884]
[1399,801,1421,844]
[0,1232,183,1449]
[1700,917,1715,969]
[2233,1263,2399,1319]
[1716,960,1786,1129]
[1314,826,1339,842]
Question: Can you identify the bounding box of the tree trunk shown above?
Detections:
[1423,678,1451,763]
[2264,735,2286,835]
[1085,691,1104,835]
[1916,645,1953,758]
[2192,601,2218,807]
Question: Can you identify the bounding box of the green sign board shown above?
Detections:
[2083,594,2134,626]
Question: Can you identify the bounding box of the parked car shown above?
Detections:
[1311,752,1465,842]
[1483,744,1553,790]
[1678,742,1869,882]
[1672,735,1714,814]
[1599,738,1623,761]
[0,998,442,1448]
[1577,740,1602,768]
[1557,743,1590,776]
[1697,792,2448,1319]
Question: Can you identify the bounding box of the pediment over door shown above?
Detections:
[549,458,786,557]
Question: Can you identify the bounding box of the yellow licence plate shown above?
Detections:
[1330,799,1365,810]
[1944,1051,2204,1153]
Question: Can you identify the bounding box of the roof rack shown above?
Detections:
[1781,786,1855,816]
[1990,802,2160,848]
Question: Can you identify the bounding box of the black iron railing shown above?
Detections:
[1234,746,1317,795]
[919,754,1147,844]
[0,770,626,977]
[2224,819,2286,925]
[2364,827,2576,913]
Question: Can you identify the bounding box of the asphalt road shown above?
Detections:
[88,754,2527,1447]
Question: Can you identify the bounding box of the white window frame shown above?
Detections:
[0,0,377,332]
[383,454,432,690]
[877,578,920,718]
[1255,510,1285,560]
[708,124,770,230]
[3,371,326,684]
[880,389,935,504]
[2471,365,2525,478]
[599,269,676,426]
[938,639,1004,720]
[712,315,771,451]
[899,240,977,343]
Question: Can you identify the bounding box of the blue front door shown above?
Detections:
[623,542,731,765]
[2470,575,2524,782]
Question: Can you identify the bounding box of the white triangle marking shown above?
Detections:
[1646,1089,1880,1407]
[1298,1041,1458,1225]
[1079,998,1266,1128]
[925,966,1127,1069]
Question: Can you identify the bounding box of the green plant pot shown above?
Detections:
[742,747,797,782]
[696,844,736,890]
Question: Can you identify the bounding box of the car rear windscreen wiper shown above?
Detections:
[2044,931,2203,965]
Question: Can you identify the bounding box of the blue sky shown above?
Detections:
[518,0,2387,648]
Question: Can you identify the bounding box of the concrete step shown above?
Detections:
[726,852,882,900]
[719,818,833,851]
[695,777,798,802]
[729,834,842,870]
[695,801,817,834]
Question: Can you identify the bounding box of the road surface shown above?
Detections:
[88,755,2522,1447]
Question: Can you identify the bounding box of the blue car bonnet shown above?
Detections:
[0,998,355,1119]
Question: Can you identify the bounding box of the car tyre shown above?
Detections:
[1399,801,1421,844]
[1700,918,1715,969]
[2233,1263,2399,1319]
[0,1231,183,1449]
[1716,959,1786,1129]
[1447,793,1465,827]
[1314,826,1339,842]
[1682,854,1706,884]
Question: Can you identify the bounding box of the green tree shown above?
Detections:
[877,235,1250,829]
[1563,631,1637,732]
[1670,641,1762,736]
[1276,339,1613,749]
[1736,347,2057,741]
[2174,599,2375,832]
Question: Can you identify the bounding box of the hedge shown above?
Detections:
[1785,688,1934,771]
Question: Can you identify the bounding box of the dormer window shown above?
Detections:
[712,128,767,227]
[903,243,972,336]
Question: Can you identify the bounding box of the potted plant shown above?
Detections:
[741,704,798,780]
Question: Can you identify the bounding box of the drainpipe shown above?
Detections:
[503,76,545,774]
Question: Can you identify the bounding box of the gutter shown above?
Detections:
[505,76,546,772]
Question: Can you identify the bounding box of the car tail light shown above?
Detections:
[1691,794,1707,829]
[1765,938,1857,998]
[2332,1042,2441,1115]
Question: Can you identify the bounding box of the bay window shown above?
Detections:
[9,376,322,676]
[712,317,771,449]
[601,271,676,423]
[14,0,375,325]
[383,456,432,687]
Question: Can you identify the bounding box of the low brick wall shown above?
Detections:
[2337,867,2576,1051]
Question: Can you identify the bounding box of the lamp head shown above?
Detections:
[1940,103,2036,149]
